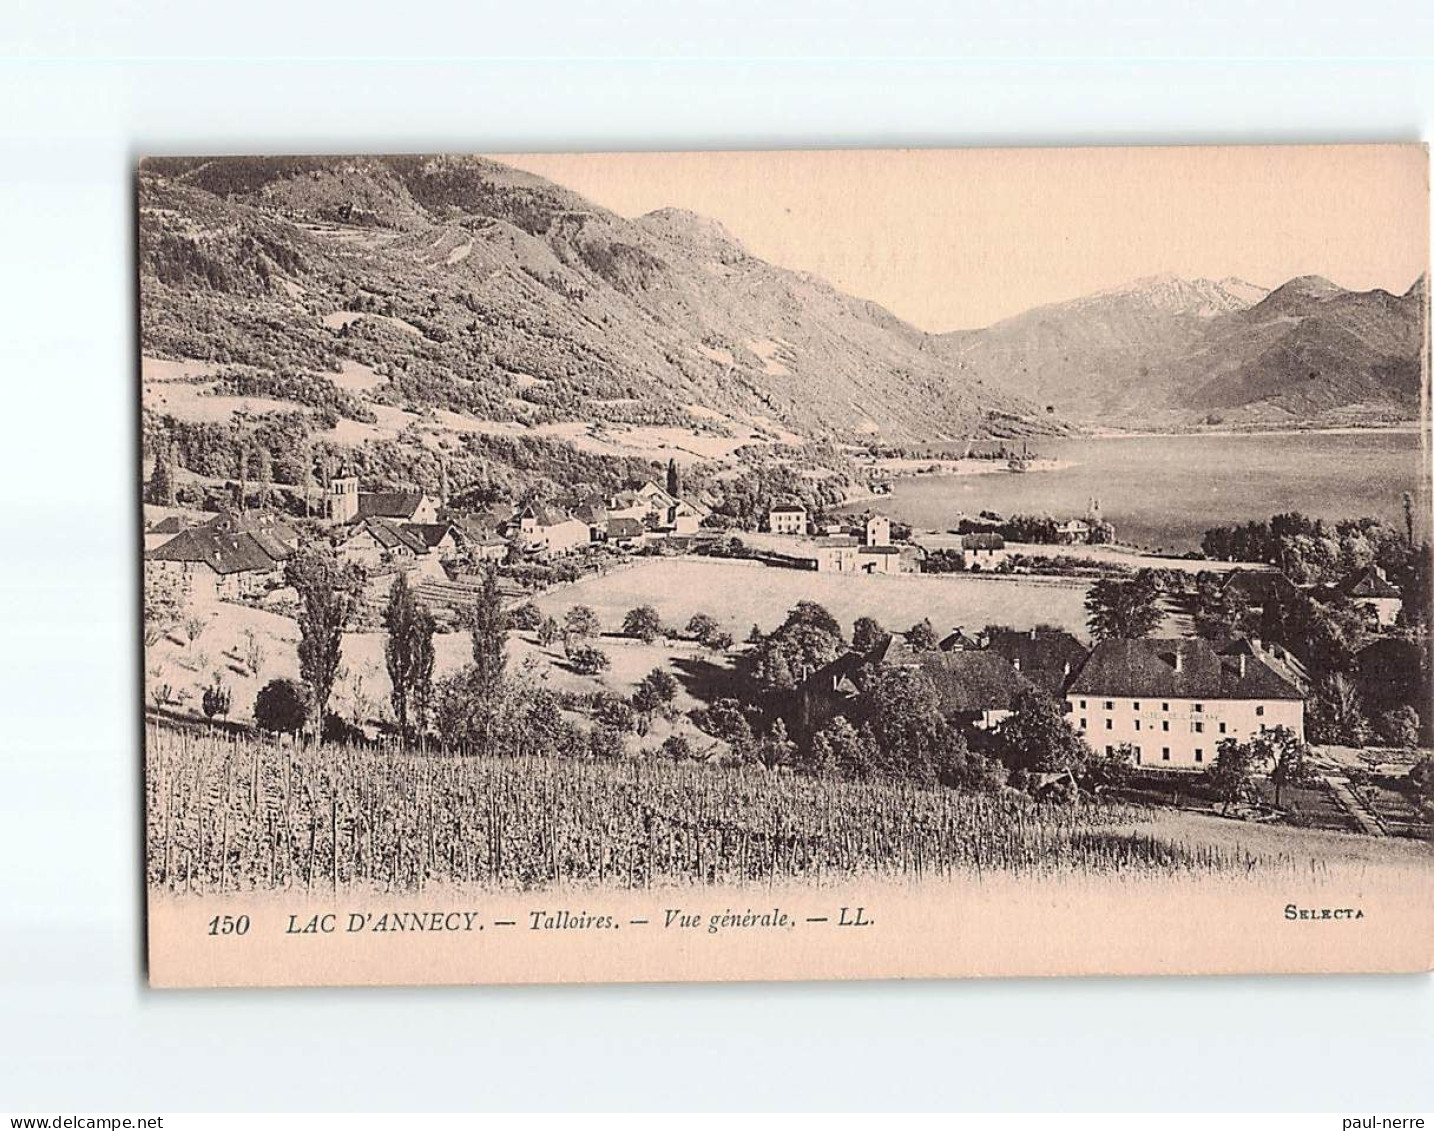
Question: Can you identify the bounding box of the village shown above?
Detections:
[141,449,1432,842]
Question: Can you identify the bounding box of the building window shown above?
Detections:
[1194,749,1204,763]
[1218,722,1227,734]
[1134,720,1141,731]
[1079,699,1087,709]
[1162,702,1169,711]
[1134,746,1141,758]
[1104,701,1113,710]
[1161,720,1170,732]
[1193,703,1203,713]
[1105,745,1114,756]
[1105,719,1112,730]
[1132,701,1141,711]
[1079,718,1087,730]
[1162,748,1171,761]
[1256,705,1265,717]
[1193,721,1205,734]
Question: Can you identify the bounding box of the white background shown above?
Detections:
[1,0,1432,1112]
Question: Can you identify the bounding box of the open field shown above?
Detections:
[530,556,1095,641]
[147,588,738,752]
[145,723,1432,896]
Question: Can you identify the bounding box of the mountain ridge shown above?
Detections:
[933,270,1425,426]
[138,154,1059,445]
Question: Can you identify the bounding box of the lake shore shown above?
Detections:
[1079,421,1423,441]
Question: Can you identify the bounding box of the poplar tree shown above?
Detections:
[285,549,361,742]
[467,566,508,701]
[384,573,437,748]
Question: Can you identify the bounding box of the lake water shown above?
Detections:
[854,430,1429,553]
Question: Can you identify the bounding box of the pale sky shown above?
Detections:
[496,146,1429,333]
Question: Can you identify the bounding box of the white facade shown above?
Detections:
[541,517,590,556]
[769,507,807,535]
[814,543,859,572]
[1066,692,1304,770]
[962,544,1008,570]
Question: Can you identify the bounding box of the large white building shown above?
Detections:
[768,503,808,536]
[1065,637,1307,771]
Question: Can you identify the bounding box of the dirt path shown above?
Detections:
[1321,773,1385,836]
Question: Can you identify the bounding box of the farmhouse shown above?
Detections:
[449,518,510,562]
[605,481,709,536]
[1343,565,1402,627]
[567,496,609,542]
[792,627,1079,737]
[1221,568,1299,613]
[335,516,428,567]
[506,503,589,557]
[145,524,288,603]
[768,502,808,536]
[812,535,861,572]
[1065,637,1307,771]
[857,544,909,574]
[961,532,1007,570]
[606,516,646,549]
[402,523,461,561]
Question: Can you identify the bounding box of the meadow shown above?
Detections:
[531,557,1094,642]
[145,723,1429,896]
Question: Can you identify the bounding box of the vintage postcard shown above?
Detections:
[139,146,1433,988]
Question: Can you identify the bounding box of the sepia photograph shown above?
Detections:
[136,145,1433,988]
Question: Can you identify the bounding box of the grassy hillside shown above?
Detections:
[138,155,1059,467]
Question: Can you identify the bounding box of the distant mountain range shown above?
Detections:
[138,155,1058,444]
[138,155,1427,444]
[933,272,1427,427]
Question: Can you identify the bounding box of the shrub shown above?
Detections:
[661,735,693,761]
[563,605,600,639]
[592,693,636,734]
[510,602,543,631]
[589,724,625,759]
[623,604,664,643]
[686,612,720,644]
[568,644,611,676]
[322,711,366,745]
[254,678,308,735]
[632,668,679,714]
[202,679,232,720]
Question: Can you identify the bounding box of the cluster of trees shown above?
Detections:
[798,674,1095,795]
[688,452,853,531]
[1205,726,1314,811]
[801,668,1003,789]
[956,513,1114,545]
[1185,563,1428,746]
[1200,510,1423,593]
[749,601,847,691]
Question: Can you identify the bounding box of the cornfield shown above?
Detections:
[145,722,1295,894]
